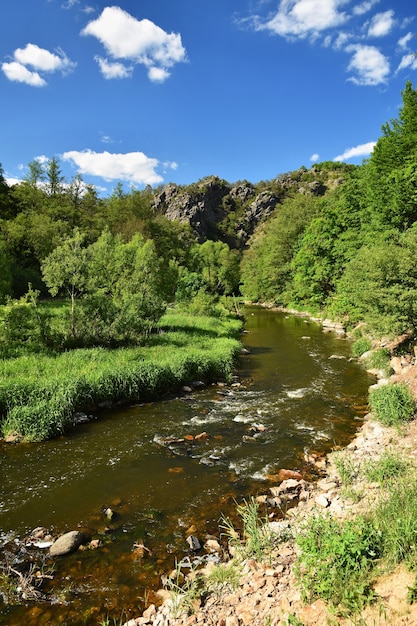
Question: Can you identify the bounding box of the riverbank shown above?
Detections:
[124,333,417,626]
[0,312,243,442]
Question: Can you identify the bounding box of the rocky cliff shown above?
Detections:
[153,165,348,249]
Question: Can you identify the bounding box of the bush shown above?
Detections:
[369,382,415,427]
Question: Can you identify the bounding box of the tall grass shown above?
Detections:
[0,312,243,441]
[369,382,415,428]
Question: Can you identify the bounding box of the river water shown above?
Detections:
[0,307,373,625]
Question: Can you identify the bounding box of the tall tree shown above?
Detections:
[45,156,65,197]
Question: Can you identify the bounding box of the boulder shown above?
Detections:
[49,531,85,557]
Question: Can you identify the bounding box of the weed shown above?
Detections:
[295,514,381,611]
[407,574,417,604]
[332,450,360,485]
[369,382,415,428]
[340,486,364,503]
[364,451,409,484]
[221,497,274,563]
[372,471,417,568]
[284,615,305,626]
[163,558,201,619]
[205,561,240,594]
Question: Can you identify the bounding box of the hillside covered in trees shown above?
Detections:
[1,80,417,342]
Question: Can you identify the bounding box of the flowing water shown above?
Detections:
[0,307,374,625]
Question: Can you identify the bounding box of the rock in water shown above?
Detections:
[49,531,85,557]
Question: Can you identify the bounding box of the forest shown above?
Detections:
[1,82,417,347]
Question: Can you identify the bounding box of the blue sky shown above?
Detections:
[1,0,416,195]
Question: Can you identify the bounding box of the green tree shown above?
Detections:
[333,227,417,335]
[364,81,417,232]
[45,156,65,197]
[41,229,88,339]
[240,194,319,304]
[189,240,240,295]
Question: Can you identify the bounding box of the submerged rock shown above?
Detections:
[49,531,85,557]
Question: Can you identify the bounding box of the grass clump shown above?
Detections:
[369,382,415,428]
[363,348,392,377]
[221,497,274,564]
[332,450,360,486]
[295,514,381,612]
[372,472,417,569]
[351,336,372,357]
[363,450,409,484]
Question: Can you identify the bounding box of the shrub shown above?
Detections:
[369,382,415,427]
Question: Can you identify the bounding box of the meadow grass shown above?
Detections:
[0,311,243,441]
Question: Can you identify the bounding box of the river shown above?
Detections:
[0,307,373,625]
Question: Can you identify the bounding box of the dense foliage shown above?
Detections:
[1,81,417,342]
[240,81,417,336]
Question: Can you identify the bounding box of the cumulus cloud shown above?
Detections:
[1,62,46,86]
[310,153,320,162]
[94,56,133,79]
[81,6,187,82]
[346,44,389,85]
[367,10,395,38]
[1,43,76,86]
[14,43,75,73]
[334,141,376,161]
[62,149,167,185]
[255,0,350,40]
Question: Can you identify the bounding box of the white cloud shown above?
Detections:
[81,6,187,82]
[398,32,413,49]
[148,66,171,83]
[333,31,352,49]
[62,149,165,185]
[14,43,75,73]
[255,0,350,40]
[396,54,417,73]
[367,10,395,38]
[2,43,76,86]
[94,56,133,79]
[353,0,380,16]
[310,153,320,162]
[334,141,376,161]
[1,62,46,86]
[346,44,389,85]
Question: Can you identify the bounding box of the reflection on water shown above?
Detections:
[0,307,374,625]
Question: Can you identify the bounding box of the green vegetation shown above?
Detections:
[295,448,416,616]
[221,497,276,563]
[369,382,415,428]
[0,311,242,441]
[351,336,372,357]
[295,514,381,611]
[239,81,417,337]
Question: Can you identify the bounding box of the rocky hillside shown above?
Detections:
[153,163,352,249]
